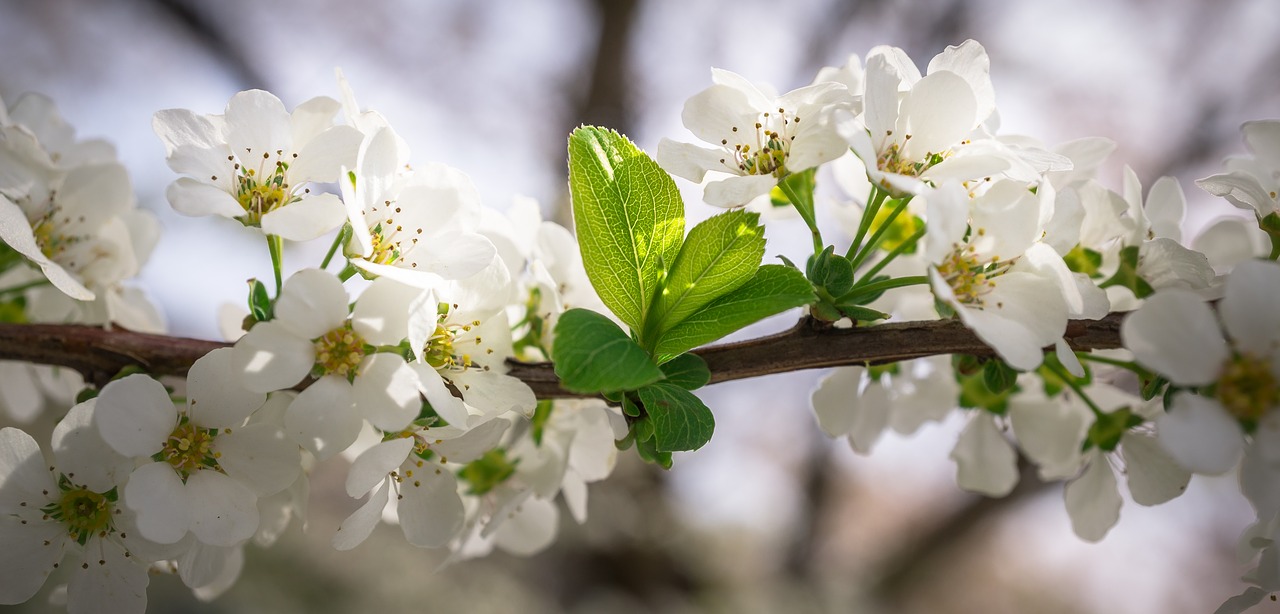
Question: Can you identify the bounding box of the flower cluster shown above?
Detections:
[1,39,1278,613]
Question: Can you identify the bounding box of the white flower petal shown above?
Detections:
[273,269,350,340]
[1240,413,1280,518]
[352,277,423,346]
[397,469,464,548]
[346,438,413,498]
[656,138,724,183]
[680,82,759,146]
[95,374,176,458]
[703,174,778,208]
[1121,289,1228,385]
[452,371,536,418]
[231,321,315,394]
[284,376,360,461]
[1220,259,1280,356]
[224,90,291,160]
[848,383,890,454]
[0,196,93,300]
[494,496,558,556]
[1157,393,1244,475]
[176,540,236,593]
[1064,451,1122,542]
[1121,432,1191,506]
[66,537,148,614]
[165,177,244,219]
[123,461,190,544]
[0,427,57,514]
[186,470,259,547]
[811,367,861,437]
[1009,398,1088,481]
[900,71,977,161]
[432,417,511,465]
[0,515,65,604]
[260,193,347,242]
[353,354,421,432]
[412,365,469,426]
[288,125,363,184]
[52,400,130,493]
[332,480,389,551]
[187,347,266,429]
[215,423,301,496]
[926,40,994,123]
[951,413,1018,497]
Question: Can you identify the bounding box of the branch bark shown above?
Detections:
[0,313,1125,394]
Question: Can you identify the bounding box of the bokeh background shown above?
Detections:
[2,0,1279,612]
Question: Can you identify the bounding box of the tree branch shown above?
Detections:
[0,313,1125,394]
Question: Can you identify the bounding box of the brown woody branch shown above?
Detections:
[0,313,1126,395]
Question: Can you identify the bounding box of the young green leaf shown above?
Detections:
[658,353,711,390]
[567,127,685,333]
[654,264,815,360]
[645,209,764,345]
[552,308,665,394]
[637,382,715,452]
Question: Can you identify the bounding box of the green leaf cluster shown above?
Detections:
[557,126,819,464]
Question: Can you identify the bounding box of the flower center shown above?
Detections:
[359,202,424,268]
[231,150,298,225]
[876,138,952,179]
[937,246,1006,306]
[422,307,487,373]
[162,417,221,479]
[1217,353,1279,424]
[722,108,801,178]
[41,482,115,546]
[314,322,367,377]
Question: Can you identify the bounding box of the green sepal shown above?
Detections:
[1083,406,1143,452]
[1064,245,1104,278]
[458,449,519,495]
[983,359,1019,394]
[530,400,554,446]
[808,246,854,297]
[1099,245,1154,299]
[552,308,665,394]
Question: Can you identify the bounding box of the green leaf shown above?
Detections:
[247,278,272,322]
[567,127,685,333]
[1064,245,1104,278]
[646,209,765,345]
[654,264,814,360]
[637,383,715,452]
[835,304,890,323]
[632,419,674,469]
[552,308,665,394]
[659,353,710,389]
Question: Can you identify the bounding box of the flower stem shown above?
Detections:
[1076,352,1144,375]
[320,224,351,271]
[854,225,926,287]
[839,275,929,302]
[777,174,824,255]
[267,234,284,295]
[0,278,51,298]
[849,195,912,271]
[338,263,359,282]
[847,184,888,260]
[1047,361,1105,418]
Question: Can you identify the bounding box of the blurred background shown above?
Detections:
[2,0,1279,612]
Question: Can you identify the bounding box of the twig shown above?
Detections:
[0,312,1126,394]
